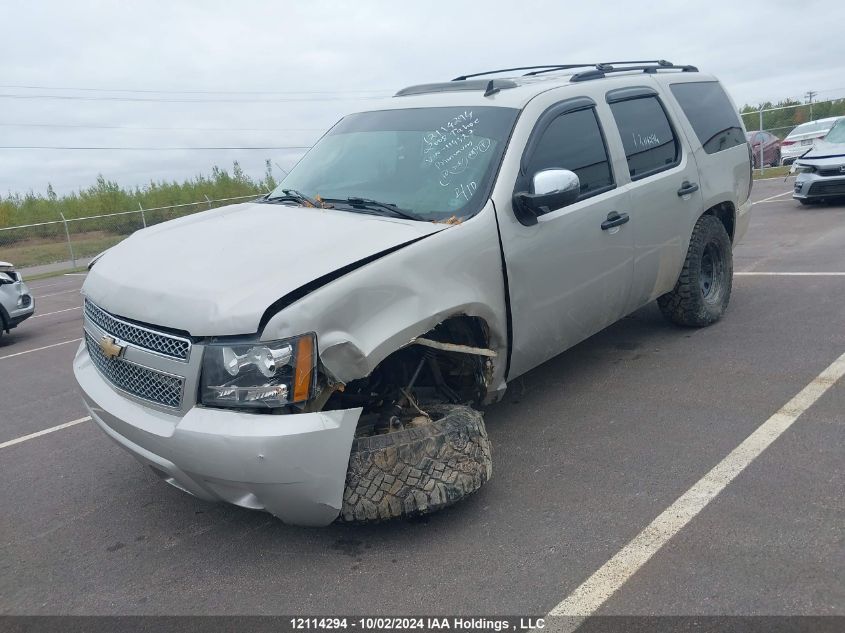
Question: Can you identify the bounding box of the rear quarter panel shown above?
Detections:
[655,74,752,244]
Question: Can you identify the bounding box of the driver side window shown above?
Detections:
[525,107,615,199]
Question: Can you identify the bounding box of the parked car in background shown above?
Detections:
[746,130,780,168]
[781,116,844,165]
[792,118,845,205]
[0,261,35,339]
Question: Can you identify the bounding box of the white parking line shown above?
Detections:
[27,280,80,291]
[37,288,80,298]
[736,272,845,276]
[752,191,792,205]
[32,306,83,319]
[0,338,82,360]
[0,416,91,449]
[545,350,845,630]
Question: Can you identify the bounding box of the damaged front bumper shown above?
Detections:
[73,342,361,526]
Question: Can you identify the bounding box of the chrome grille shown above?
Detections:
[85,331,184,408]
[84,299,190,361]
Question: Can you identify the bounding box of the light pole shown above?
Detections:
[805,90,817,121]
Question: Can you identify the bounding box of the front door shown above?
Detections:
[497,102,634,379]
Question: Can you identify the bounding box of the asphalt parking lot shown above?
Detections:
[1,178,843,620]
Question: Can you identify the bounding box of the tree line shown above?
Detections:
[740,97,845,138]
[0,159,278,229]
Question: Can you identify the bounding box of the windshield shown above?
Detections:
[824,119,845,144]
[269,106,519,221]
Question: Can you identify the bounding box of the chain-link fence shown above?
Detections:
[0,193,265,271]
[740,97,845,174]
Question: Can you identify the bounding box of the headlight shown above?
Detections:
[200,333,317,410]
[793,164,816,174]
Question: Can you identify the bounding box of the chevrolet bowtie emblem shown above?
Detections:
[99,335,125,359]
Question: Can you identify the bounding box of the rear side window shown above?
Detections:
[670,82,745,154]
[525,107,614,198]
[609,96,679,179]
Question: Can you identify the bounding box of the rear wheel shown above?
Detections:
[658,214,733,327]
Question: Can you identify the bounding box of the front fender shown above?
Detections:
[261,203,508,389]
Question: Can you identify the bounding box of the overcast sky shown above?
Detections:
[1,0,843,197]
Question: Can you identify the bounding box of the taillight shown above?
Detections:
[782,140,795,146]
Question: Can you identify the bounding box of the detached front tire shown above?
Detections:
[340,405,492,523]
[658,214,733,327]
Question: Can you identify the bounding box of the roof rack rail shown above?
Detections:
[452,65,592,81]
[398,61,699,98]
[570,62,697,82]
[521,60,671,76]
[394,78,519,97]
[452,60,695,82]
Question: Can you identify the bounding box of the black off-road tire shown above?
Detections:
[340,405,492,523]
[657,214,733,327]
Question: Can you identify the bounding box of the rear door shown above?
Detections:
[604,87,704,312]
[497,99,634,378]
[664,79,751,239]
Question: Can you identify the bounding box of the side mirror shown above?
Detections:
[513,169,581,226]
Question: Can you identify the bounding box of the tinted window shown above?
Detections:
[670,82,745,154]
[609,96,679,178]
[525,107,613,198]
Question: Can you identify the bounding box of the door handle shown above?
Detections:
[677,181,700,197]
[601,211,629,230]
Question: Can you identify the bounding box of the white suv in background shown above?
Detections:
[75,60,751,526]
[0,261,35,340]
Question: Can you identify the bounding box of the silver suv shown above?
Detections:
[0,261,35,339]
[74,61,752,526]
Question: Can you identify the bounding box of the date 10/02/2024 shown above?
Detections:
[290,617,547,631]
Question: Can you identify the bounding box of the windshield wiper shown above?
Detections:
[323,197,424,221]
[262,189,322,208]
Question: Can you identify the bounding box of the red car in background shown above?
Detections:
[746,130,781,168]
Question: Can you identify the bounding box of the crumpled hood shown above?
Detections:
[83,202,444,336]
[797,139,845,163]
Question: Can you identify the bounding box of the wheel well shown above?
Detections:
[321,315,493,424]
[703,202,735,242]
